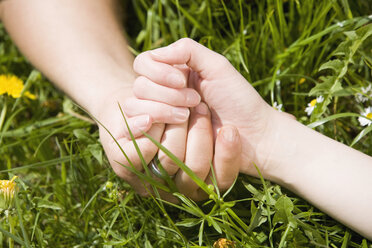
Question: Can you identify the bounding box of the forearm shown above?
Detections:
[0,0,135,117]
[265,111,372,239]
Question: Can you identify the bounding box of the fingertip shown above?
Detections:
[219,126,240,146]
[133,114,152,132]
[171,107,190,123]
[193,102,210,116]
[167,72,187,88]
[125,115,153,138]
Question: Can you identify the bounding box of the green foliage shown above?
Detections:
[1,0,372,247]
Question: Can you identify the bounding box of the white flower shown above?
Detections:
[273,102,283,112]
[305,96,324,116]
[355,84,372,103]
[358,106,372,127]
[337,21,344,27]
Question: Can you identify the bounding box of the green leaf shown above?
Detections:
[307,113,361,129]
[273,195,296,227]
[332,40,350,56]
[318,59,344,72]
[73,129,95,144]
[344,30,357,40]
[247,201,266,233]
[351,123,372,147]
[34,197,62,210]
[176,218,202,227]
[198,220,205,246]
[309,76,343,95]
[87,144,103,165]
[0,226,25,246]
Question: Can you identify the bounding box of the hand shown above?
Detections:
[156,102,242,201]
[98,87,241,201]
[97,87,165,196]
[127,38,279,178]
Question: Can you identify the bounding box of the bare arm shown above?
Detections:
[0,0,163,195]
[129,38,372,239]
[266,111,372,239]
[0,0,134,117]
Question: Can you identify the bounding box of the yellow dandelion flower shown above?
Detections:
[0,176,18,210]
[0,75,24,98]
[3,75,24,98]
[0,74,37,99]
[299,78,306,84]
[0,75,9,95]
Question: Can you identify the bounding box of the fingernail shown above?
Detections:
[194,103,209,115]
[222,127,236,142]
[186,91,201,106]
[134,115,150,130]
[167,73,186,87]
[150,46,170,58]
[172,108,190,122]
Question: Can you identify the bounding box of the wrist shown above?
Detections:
[66,67,135,120]
[90,77,134,120]
[239,108,302,185]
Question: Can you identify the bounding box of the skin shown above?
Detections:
[0,0,241,201]
[127,38,372,239]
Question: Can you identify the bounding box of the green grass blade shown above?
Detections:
[0,226,25,246]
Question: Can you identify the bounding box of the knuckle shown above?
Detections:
[175,38,194,50]
[133,52,149,73]
[217,55,231,68]
[133,76,148,98]
[179,37,194,45]
[133,55,142,73]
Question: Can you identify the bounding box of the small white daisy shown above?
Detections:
[337,21,345,27]
[273,102,283,112]
[355,84,372,103]
[358,106,372,127]
[305,96,324,116]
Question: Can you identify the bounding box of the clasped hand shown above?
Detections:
[101,38,280,201]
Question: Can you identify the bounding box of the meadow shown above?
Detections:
[0,0,372,247]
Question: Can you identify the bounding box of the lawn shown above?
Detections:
[1,0,372,247]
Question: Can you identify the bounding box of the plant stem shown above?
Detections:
[7,211,14,248]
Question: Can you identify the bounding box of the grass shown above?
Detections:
[1,0,372,247]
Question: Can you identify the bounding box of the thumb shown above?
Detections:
[210,125,242,191]
[150,38,233,79]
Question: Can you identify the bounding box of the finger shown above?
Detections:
[133,76,200,107]
[149,38,233,79]
[100,123,165,196]
[205,126,241,191]
[122,115,152,138]
[175,102,213,198]
[123,97,190,124]
[158,122,188,176]
[133,51,187,88]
